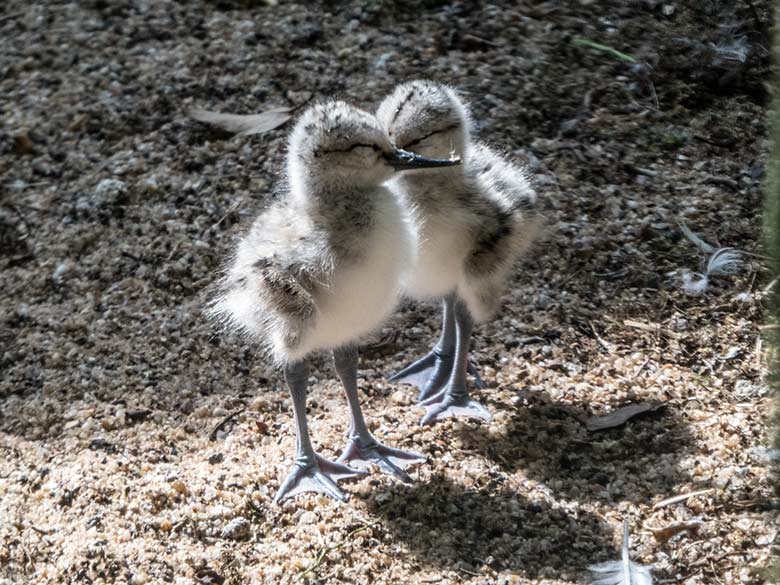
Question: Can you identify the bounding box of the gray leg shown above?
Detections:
[388,293,486,400]
[420,299,492,425]
[273,360,366,505]
[334,345,425,483]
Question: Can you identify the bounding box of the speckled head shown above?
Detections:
[287,100,394,192]
[288,100,461,194]
[287,101,460,194]
[376,80,470,162]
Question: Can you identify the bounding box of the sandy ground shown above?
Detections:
[0,1,776,583]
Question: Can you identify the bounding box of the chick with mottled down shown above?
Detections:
[208,100,460,503]
[376,80,540,426]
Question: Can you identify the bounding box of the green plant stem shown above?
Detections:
[572,38,637,63]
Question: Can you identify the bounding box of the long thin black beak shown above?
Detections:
[384,148,461,171]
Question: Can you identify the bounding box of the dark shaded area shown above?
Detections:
[367,473,611,581]
[456,391,694,504]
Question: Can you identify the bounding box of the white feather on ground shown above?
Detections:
[588,519,653,585]
[677,222,743,295]
[706,247,742,276]
[189,107,292,136]
[677,221,716,254]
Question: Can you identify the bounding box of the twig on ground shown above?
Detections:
[209,408,245,441]
[623,319,679,339]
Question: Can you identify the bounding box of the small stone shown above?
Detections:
[193,405,210,418]
[375,491,392,504]
[298,511,317,524]
[208,452,224,465]
[171,480,189,496]
[250,396,269,411]
[93,178,128,207]
[52,260,75,284]
[220,516,250,540]
[391,390,411,406]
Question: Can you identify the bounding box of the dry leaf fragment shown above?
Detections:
[13,129,34,154]
[647,518,703,544]
[652,489,713,510]
[189,107,293,136]
[585,402,665,432]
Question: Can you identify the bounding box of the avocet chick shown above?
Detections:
[208,100,460,503]
[376,80,539,426]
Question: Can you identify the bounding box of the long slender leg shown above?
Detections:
[388,294,455,399]
[334,345,425,482]
[388,293,487,399]
[273,360,366,504]
[420,299,492,425]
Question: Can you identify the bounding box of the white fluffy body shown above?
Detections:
[277,192,415,361]
[208,101,416,364]
[377,81,539,322]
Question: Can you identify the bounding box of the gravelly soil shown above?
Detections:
[0,1,776,584]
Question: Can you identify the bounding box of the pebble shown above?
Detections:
[391,390,411,406]
[220,516,250,540]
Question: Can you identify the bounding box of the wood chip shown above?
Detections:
[13,129,34,155]
[647,518,704,544]
[585,402,665,432]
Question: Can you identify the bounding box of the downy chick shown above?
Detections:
[376,80,539,426]
[208,100,460,502]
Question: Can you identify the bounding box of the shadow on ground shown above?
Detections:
[455,390,695,505]
[366,472,610,581]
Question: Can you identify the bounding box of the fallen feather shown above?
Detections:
[585,402,665,432]
[653,489,713,510]
[189,107,293,136]
[678,221,716,254]
[681,271,709,295]
[706,248,742,276]
[589,519,653,584]
[676,223,743,295]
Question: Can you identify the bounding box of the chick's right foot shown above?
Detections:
[388,349,452,401]
[388,350,487,401]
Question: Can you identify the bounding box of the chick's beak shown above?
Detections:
[384,148,461,171]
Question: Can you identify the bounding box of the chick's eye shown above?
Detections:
[353,144,381,153]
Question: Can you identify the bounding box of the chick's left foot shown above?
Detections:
[338,436,426,484]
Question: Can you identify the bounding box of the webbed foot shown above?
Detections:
[273,454,367,504]
[420,389,492,426]
[338,436,426,483]
[388,350,486,401]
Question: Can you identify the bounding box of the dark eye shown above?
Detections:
[353,144,381,152]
